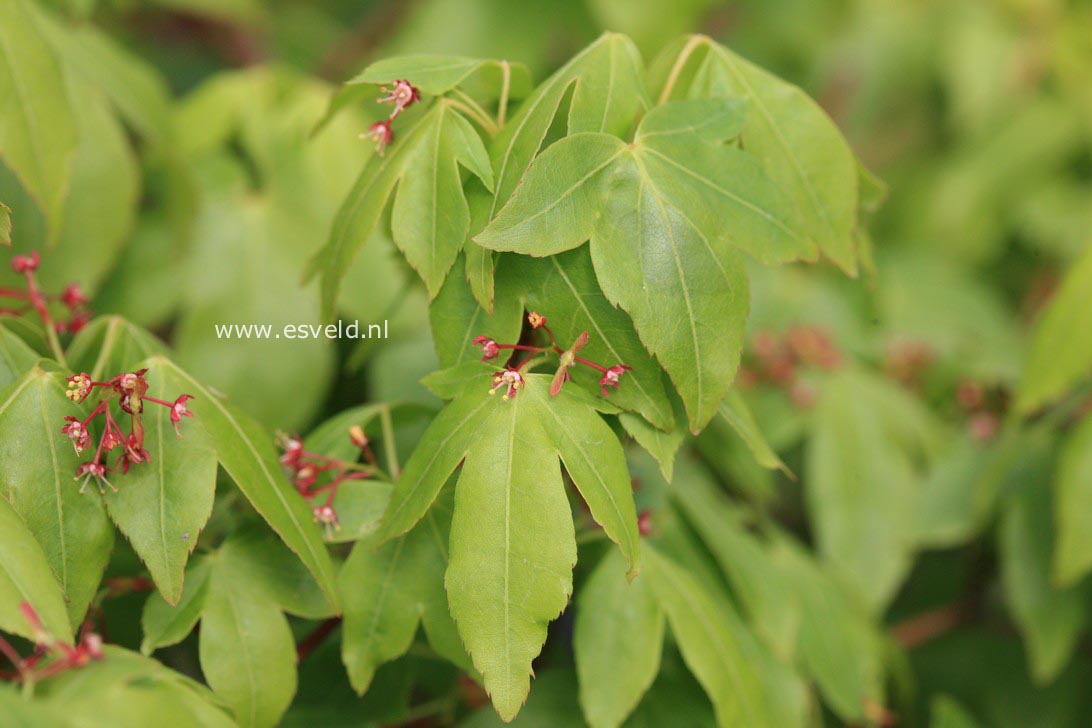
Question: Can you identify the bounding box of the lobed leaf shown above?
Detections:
[0,365,114,628]
[574,549,664,728]
[155,357,341,611]
[0,496,72,642]
[103,358,217,605]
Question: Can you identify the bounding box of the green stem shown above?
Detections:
[379,405,400,479]
[448,93,498,135]
[657,34,709,105]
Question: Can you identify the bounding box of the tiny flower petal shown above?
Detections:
[361,120,394,155]
[527,312,546,329]
[377,79,420,113]
[599,364,632,396]
[11,252,41,274]
[349,424,369,449]
[472,335,500,361]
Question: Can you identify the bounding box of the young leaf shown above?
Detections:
[140,557,211,655]
[155,357,341,611]
[505,247,674,430]
[473,32,647,299]
[0,0,77,240]
[1016,246,1092,413]
[340,488,466,694]
[688,40,859,273]
[1000,481,1085,683]
[1054,413,1092,586]
[479,100,805,430]
[0,365,114,628]
[199,561,298,728]
[575,549,664,728]
[103,358,217,605]
[643,546,806,728]
[349,55,496,95]
[315,102,493,317]
[0,496,72,642]
[445,383,577,721]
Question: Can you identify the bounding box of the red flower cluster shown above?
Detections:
[0,602,104,685]
[738,325,842,409]
[63,369,194,493]
[278,425,373,536]
[3,251,92,334]
[473,311,632,401]
[361,79,421,155]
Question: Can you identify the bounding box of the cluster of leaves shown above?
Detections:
[1,0,1091,726]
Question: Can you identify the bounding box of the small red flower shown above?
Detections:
[489,368,524,401]
[362,120,394,155]
[377,80,420,114]
[473,335,500,362]
[60,416,91,454]
[637,510,653,536]
[295,464,318,492]
[60,284,89,309]
[10,252,40,274]
[66,373,94,403]
[75,461,115,494]
[313,504,340,537]
[599,364,632,396]
[527,312,547,329]
[169,394,194,438]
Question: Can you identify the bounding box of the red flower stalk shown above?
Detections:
[4,251,93,349]
[0,602,105,686]
[470,312,632,401]
[63,369,194,493]
[277,427,377,538]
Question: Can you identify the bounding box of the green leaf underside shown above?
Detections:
[1054,413,1092,586]
[1000,483,1086,683]
[718,390,790,475]
[316,102,492,318]
[155,357,340,611]
[140,558,211,654]
[349,55,489,95]
[575,549,664,728]
[0,0,78,240]
[687,40,858,274]
[477,99,814,430]
[340,487,466,694]
[644,546,806,728]
[0,366,114,628]
[104,359,217,605]
[0,495,72,641]
[199,559,297,728]
[1016,246,1092,414]
[805,370,921,610]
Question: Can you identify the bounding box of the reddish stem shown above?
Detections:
[573,356,608,373]
[296,617,342,661]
